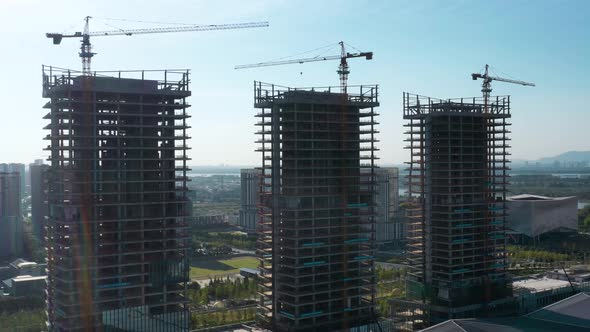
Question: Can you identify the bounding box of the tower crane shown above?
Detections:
[471,64,535,111]
[47,16,269,75]
[235,41,373,93]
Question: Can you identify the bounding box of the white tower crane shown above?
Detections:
[47,16,269,75]
[471,64,535,111]
[235,41,373,93]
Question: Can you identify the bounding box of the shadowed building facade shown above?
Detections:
[42,67,191,331]
[404,93,514,322]
[254,82,379,331]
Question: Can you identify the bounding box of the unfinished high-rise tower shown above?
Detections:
[254,82,379,331]
[402,93,514,323]
[42,67,191,332]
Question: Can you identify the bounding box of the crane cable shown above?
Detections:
[92,16,196,26]
[343,42,363,53]
[59,18,87,34]
[490,66,520,81]
[92,18,129,34]
[244,41,369,68]
[264,42,341,63]
[58,16,217,34]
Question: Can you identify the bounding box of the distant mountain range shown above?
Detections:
[512,150,590,167]
[536,151,590,163]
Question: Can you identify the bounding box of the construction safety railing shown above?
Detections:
[403,92,510,117]
[254,81,378,106]
[42,65,191,95]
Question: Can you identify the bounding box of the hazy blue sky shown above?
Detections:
[0,0,588,165]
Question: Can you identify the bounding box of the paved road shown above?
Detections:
[232,248,255,255]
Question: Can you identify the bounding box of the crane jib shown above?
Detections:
[46,18,269,75]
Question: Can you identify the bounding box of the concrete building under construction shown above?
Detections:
[42,66,191,331]
[254,82,379,331]
[402,93,514,324]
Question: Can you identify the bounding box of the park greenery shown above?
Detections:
[0,295,47,331]
[0,296,44,314]
[0,276,259,331]
[188,276,257,307]
[188,277,257,329]
[376,266,407,317]
[190,256,259,279]
[22,228,46,263]
[0,309,46,332]
[187,265,411,326]
[578,205,590,233]
[508,245,571,263]
[191,231,257,252]
[190,307,256,329]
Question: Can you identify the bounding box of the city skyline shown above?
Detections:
[0,0,589,165]
[0,1,589,330]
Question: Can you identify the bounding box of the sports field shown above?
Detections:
[189,256,258,279]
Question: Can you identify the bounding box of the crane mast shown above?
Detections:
[47,17,269,75]
[471,64,535,112]
[235,41,372,93]
[80,16,94,75]
[337,41,350,93]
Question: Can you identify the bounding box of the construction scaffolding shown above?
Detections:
[42,66,191,331]
[403,93,513,323]
[254,82,379,331]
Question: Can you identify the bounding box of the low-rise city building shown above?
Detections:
[506,194,578,239]
[2,275,47,297]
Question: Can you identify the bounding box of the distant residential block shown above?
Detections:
[0,172,23,259]
[2,274,47,297]
[369,167,402,244]
[239,168,260,233]
[0,163,25,200]
[29,162,49,240]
